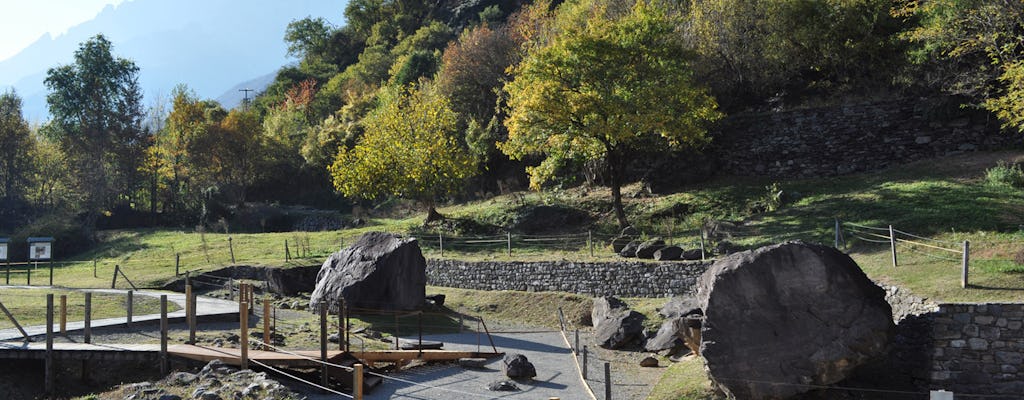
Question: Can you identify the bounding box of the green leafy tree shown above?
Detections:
[329,86,476,223]
[0,90,35,204]
[501,0,722,228]
[899,0,1024,131]
[43,34,148,229]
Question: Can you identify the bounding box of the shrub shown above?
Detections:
[985,161,1024,188]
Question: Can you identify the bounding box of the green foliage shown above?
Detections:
[284,17,335,60]
[985,161,1024,188]
[329,86,476,217]
[0,90,35,203]
[43,34,148,226]
[501,0,722,227]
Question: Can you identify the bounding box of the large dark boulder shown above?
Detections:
[635,239,666,259]
[502,354,537,379]
[619,241,640,258]
[698,241,894,400]
[309,232,426,311]
[645,297,703,352]
[654,246,683,261]
[592,296,646,349]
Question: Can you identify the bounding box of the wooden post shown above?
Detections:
[604,362,611,400]
[45,294,53,396]
[111,265,119,288]
[507,232,512,257]
[338,302,344,351]
[240,301,249,370]
[834,218,841,248]
[228,236,236,264]
[354,363,364,400]
[0,300,29,341]
[320,304,328,388]
[160,295,168,375]
[175,253,180,276]
[342,299,349,352]
[438,233,444,258]
[575,329,580,354]
[962,240,971,289]
[84,292,92,344]
[699,231,706,261]
[190,289,197,342]
[126,290,133,327]
[59,295,66,335]
[588,231,594,257]
[285,239,290,262]
[4,261,8,284]
[889,225,898,268]
[582,345,588,380]
[48,261,53,286]
[458,313,463,333]
[26,265,30,286]
[93,259,97,278]
[263,295,271,350]
[418,311,423,350]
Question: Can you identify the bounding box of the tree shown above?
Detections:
[500,0,722,228]
[329,86,476,223]
[285,17,335,60]
[43,34,148,229]
[898,0,1024,131]
[0,90,34,203]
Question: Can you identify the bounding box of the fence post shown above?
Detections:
[93,259,97,278]
[439,233,444,258]
[588,231,594,257]
[126,290,133,327]
[59,295,67,335]
[700,231,706,261]
[4,261,8,284]
[264,295,271,351]
[160,295,168,375]
[507,232,512,257]
[285,239,290,262]
[48,261,53,286]
[582,345,588,380]
[175,253,180,276]
[240,300,249,370]
[320,304,328,388]
[45,294,53,396]
[834,219,841,249]
[84,292,92,344]
[26,265,30,285]
[354,363,364,400]
[228,236,235,264]
[889,225,898,268]
[111,265,119,288]
[604,362,611,399]
[961,240,970,289]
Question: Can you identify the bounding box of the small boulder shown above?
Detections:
[425,294,446,306]
[681,249,704,261]
[459,358,489,368]
[640,356,659,367]
[592,296,646,349]
[635,239,666,259]
[502,353,537,379]
[610,235,633,253]
[487,380,520,391]
[619,241,640,258]
[654,246,683,261]
[659,296,702,319]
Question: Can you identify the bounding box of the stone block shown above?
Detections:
[951,340,966,348]
[968,338,989,350]
[975,315,995,325]
[996,351,1024,365]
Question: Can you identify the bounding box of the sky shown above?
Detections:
[0,0,127,61]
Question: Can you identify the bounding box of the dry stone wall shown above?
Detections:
[426,259,711,297]
[713,98,1019,178]
[929,303,1024,397]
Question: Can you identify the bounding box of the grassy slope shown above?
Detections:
[0,288,174,329]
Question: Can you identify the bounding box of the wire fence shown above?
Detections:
[840,221,973,288]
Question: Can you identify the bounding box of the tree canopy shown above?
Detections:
[501,0,722,228]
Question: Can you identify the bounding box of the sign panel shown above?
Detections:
[0,243,6,261]
[29,242,51,260]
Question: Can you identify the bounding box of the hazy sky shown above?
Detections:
[0,0,127,61]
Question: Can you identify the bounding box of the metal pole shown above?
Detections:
[264,295,271,350]
[4,261,8,284]
[175,253,180,276]
[111,265,119,288]
[45,294,53,396]
[700,231,706,261]
[582,345,588,380]
[889,225,898,268]
[84,292,92,344]
[575,329,580,354]
[834,218,841,248]
[962,240,970,289]
[160,295,168,375]
[26,266,29,286]
[93,259,97,278]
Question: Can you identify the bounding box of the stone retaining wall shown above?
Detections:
[929,303,1024,396]
[712,98,1019,178]
[426,259,711,297]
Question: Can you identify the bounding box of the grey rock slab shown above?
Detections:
[310,232,426,311]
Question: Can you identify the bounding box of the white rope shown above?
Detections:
[248,358,354,398]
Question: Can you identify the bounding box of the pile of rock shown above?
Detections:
[592,297,647,349]
[115,360,296,400]
[610,227,704,261]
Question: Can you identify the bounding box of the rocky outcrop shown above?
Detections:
[310,232,426,311]
[502,354,537,379]
[698,241,894,400]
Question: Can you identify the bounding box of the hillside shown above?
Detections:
[30,150,1024,303]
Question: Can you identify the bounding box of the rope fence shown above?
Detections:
[839,220,972,288]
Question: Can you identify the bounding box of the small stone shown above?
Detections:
[968,338,989,350]
[328,333,340,343]
[458,358,488,368]
[640,356,659,367]
[171,372,198,385]
[487,380,520,391]
[951,340,966,348]
[975,315,995,325]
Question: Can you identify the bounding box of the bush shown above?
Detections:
[985,161,1024,188]
[10,213,94,261]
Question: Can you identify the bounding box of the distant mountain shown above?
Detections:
[0,0,346,123]
[216,72,277,110]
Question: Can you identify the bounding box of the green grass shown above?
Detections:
[0,288,177,329]
[648,356,720,400]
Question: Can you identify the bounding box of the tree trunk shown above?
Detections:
[424,205,445,225]
[607,151,629,229]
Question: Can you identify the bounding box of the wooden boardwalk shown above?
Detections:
[0,341,160,361]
